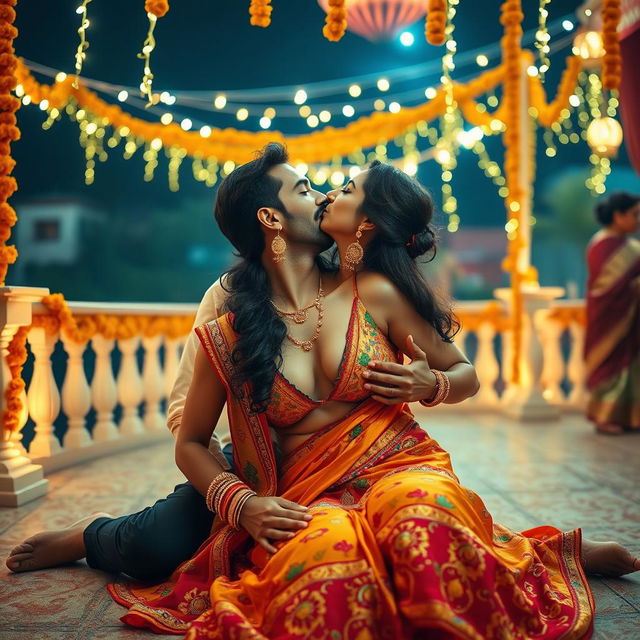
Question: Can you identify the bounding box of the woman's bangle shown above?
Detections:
[205,472,256,528]
[419,370,450,407]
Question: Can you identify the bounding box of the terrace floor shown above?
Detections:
[1,409,639,639]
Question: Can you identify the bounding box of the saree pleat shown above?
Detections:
[585,235,640,428]
[109,315,594,639]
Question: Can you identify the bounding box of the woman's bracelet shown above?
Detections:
[419,370,450,407]
[205,472,257,528]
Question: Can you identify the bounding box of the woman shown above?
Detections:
[585,192,640,435]
[110,157,633,639]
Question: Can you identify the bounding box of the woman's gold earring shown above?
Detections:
[344,223,365,271]
[271,228,287,263]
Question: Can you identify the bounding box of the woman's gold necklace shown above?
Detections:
[272,278,324,351]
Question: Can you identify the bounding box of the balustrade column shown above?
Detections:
[142,334,165,430]
[538,311,566,406]
[60,334,92,448]
[567,320,588,410]
[474,322,500,407]
[164,336,181,400]
[27,326,62,458]
[117,336,144,435]
[91,334,119,441]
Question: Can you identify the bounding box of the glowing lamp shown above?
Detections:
[573,31,604,67]
[317,0,426,42]
[586,117,623,157]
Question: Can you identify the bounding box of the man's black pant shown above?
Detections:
[83,444,234,581]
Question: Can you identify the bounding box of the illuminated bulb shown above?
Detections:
[259,116,271,129]
[314,169,328,185]
[296,163,308,175]
[319,110,331,123]
[306,115,319,128]
[85,122,97,134]
[476,54,489,67]
[55,72,67,83]
[236,108,249,121]
[180,118,192,130]
[586,117,623,157]
[388,102,401,113]
[223,160,235,174]
[160,113,173,125]
[330,170,345,187]
[569,94,580,108]
[403,161,418,176]
[214,94,227,109]
[200,125,212,137]
[374,99,385,111]
[377,78,390,92]
[150,137,163,150]
[294,89,307,105]
[425,87,437,99]
[399,31,414,47]
[117,90,129,102]
[434,147,451,165]
[39,100,49,111]
[585,8,592,16]
[21,95,31,105]
[165,95,176,106]
[264,107,276,119]
[527,66,539,77]
[299,105,311,117]
[348,84,361,97]
[15,84,24,97]
[574,31,605,62]
[349,166,361,178]
[562,19,574,31]
[342,104,355,117]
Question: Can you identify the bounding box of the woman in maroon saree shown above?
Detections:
[585,192,640,434]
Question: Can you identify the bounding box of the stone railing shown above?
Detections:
[0,286,587,507]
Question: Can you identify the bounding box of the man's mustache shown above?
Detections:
[314,200,329,221]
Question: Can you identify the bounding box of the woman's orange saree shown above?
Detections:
[585,234,640,429]
[109,313,594,639]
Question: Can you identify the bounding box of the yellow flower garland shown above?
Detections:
[425,0,447,46]
[323,0,347,42]
[601,0,622,90]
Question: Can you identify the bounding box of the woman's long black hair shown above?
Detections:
[359,160,459,341]
[594,191,639,226]
[214,143,332,413]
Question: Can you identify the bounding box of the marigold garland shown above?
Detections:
[14,58,506,165]
[145,0,169,18]
[249,0,272,28]
[456,301,509,333]
[547,306,586,327]
[499,0,525,384]
[323,0,347,42]
[601,0,622,90]
[2,291,195,434]
[425,0,447,46]
[0,0,18,286]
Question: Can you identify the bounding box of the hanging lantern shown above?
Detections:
[586,116,623,157]
[317,0,426,42]
[573,30,605,67]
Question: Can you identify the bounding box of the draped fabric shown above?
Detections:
[109,313,594,639]
[585,234,640,428]
[620,1,640,175]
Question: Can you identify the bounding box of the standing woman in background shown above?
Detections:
[585,192,640,435]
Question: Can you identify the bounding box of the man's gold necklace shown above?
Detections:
[272,277,324,351]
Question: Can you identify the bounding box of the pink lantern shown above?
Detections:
[317,0,427,42]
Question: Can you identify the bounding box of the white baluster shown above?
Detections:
[91,334,119,441]
[142,334,165,430]
[567,320,588,410]
[27,326,62,458]
[60,334,92,448]
[538,311,566,406]
[117,336,144,435]
[500,328,517,405]
[474,322,500,407]
[164,336,181,400]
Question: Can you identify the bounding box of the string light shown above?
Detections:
[475,54,488,67]
[55,72,67,83]
[307,115,319,127]
[199,125,212,137]
[180,118,192,131]
[299,105,311,117]
[294,89,308,104]
[214,94,227,109]
[348,84,361,97]
[236,108,249,121]
[535,0,551,79]
[73,0,92,89]
[160,112,173,125]
[264,107,276,119]
[376,78,390,92]
[388,102,401,113]
[373,99,385,111]
[342,104,355,117]
[319,110,331,122]
[117,90,128,102]
[138,12,159,106]
[259,116,271,129]
[425,87,437,99]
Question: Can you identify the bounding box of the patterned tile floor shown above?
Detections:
[1,410,639,639]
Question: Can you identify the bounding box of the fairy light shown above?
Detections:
[294,89,307,105]
[298,105,311,118]
[200,125,212,137]
[55,72,67,83]
[117,90,128,102]
[236,108,249,121]
[160,112,173,125]
[73,0,92,89]
[377,78,390,92]
[259,116,271,129]
[264,107,276,119]
[373,99,385,111]
[319,110,331,123]
[180,118,192,131]
[214,94,227,109]
[143,141,160,182]
[348,84,361,97]
[167,146,187,192]
[342,104,355,117]
[424,87,437,100]
[388,102,401,113]
[307,115,319,128]
[138,12,160,106]
[535,0,551,79]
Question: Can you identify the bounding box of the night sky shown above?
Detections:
[11,1,635,226]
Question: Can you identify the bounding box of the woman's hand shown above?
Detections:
[363,335,437,405]
[239,496,312,554]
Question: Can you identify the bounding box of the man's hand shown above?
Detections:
[363,335,437,405]
[239,496,312,554]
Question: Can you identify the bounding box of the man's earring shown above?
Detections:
[271,228,286,263]
[344,223,366,271]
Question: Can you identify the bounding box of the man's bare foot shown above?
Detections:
[595,422,625,435]
[5,512,113,574]
[581,538,640,577]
